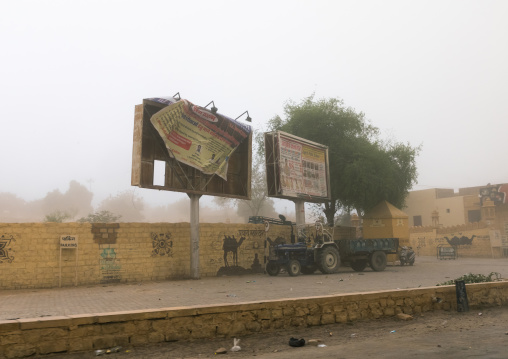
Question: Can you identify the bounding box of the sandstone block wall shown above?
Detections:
[0,222,291,290]
[409,224,498,258]
[1,281,507,358]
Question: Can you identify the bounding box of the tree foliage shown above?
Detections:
[265,95,420,225]
[44,210,72,223]
[77,210,121,223]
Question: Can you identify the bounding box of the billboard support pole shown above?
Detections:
[294,199,306,231]
[189,193,201,279]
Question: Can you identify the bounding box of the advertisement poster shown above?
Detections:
[278,134,328,198]
[149,99,251,180]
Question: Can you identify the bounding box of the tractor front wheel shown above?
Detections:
[287,260,301,276]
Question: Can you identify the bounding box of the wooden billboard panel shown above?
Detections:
[131,99,251,199]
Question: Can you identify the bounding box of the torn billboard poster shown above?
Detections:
[147,98,251,180]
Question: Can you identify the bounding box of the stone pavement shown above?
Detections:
[2,256,508,321]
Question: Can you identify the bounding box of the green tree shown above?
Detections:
[265,95,420,225]
[77,210,121,223]
[44,210,71,223]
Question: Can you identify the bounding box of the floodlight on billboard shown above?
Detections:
[265,131,331,203]
[131,96,252,199]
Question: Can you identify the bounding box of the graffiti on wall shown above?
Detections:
[0,234,15,263]
[100,247,121,283]
[213,230,264,276]
[151,232,173,257]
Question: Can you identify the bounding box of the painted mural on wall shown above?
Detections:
[100,247,122,283]
[213,229,265,276]
[151,232,173,257]
[0,234,15,263]
[443,235,476,246]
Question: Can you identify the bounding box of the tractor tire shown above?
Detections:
[301,265,317,275]
[369,251,387,272]
[266,262,280,276]
[287,260,301,276]
[317,246,340,274]
[350,259,368,272]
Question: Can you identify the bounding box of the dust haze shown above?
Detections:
[0,180,282,224]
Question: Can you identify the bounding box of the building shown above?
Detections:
[405,184,508,258]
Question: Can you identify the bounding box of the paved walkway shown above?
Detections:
[2,256,508,320]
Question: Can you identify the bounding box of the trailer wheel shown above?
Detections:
[317,246,340,274]
[301,265,317,274]
[350,259,367,272]
[287,260,301,276]
[266,262,280,276]
[369,251,387,272]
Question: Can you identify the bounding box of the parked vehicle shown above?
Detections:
[399,246,416,266]
[264,219,399,276]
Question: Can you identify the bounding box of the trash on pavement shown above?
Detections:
[397,313,413,321]
[215,347,227,354]
[230,338,241,352]
[289,337,306,347]
[317,344,327,348]
[307,339,322,346]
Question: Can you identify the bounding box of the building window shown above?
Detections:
[468,210,481,223]
[413,215,422,226]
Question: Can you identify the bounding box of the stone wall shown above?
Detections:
[0,222,291,290]
[409,222,501,258]
[1,281,507,358]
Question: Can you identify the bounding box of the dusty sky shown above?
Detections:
[1,0,507,212]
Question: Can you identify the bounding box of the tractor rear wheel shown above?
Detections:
[317,246,340,274]
[266,262,280,276]
[369,251,387,272]
[287,260,301,276]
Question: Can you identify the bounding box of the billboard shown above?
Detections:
[265,131,331,202]
[131,97,252,199]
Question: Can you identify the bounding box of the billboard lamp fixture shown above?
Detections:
[235,111,252,122]
[204,101,218,114]
[172,92,181,100]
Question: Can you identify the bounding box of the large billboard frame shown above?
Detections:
[131,98,252,200]
[265,131,331,203]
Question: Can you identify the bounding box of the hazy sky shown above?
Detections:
[1,0,507,211]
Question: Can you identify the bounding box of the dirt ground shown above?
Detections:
[43,306,508,359]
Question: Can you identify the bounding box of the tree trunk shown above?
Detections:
[323,201,336,226]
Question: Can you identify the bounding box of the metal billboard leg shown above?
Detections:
[189,194,201,279]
